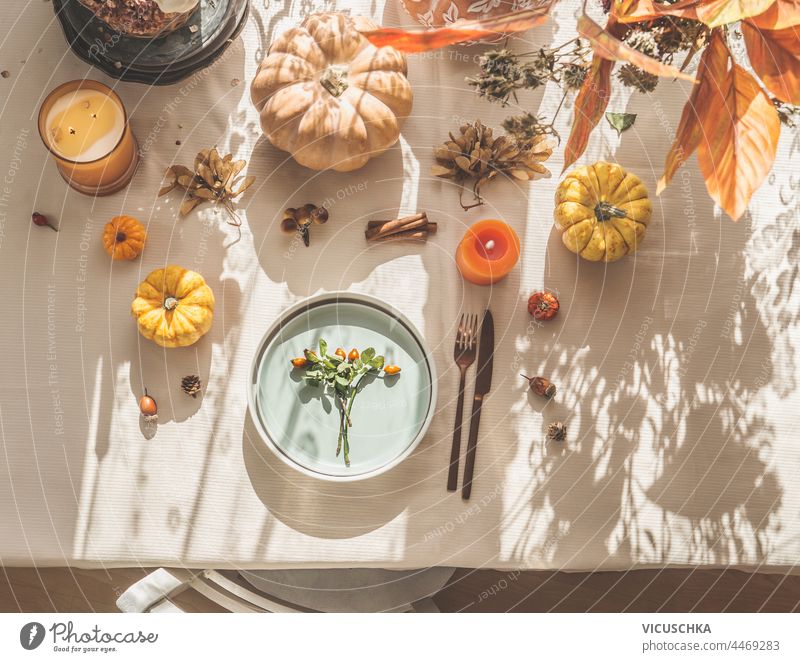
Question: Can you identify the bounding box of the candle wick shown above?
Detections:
[485,239,495,252]
[91,113,97,119]
[68,127,76,135]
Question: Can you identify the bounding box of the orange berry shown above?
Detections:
[384,365,401,375]
[348,348,360,361]
[334,348,346,360]
[291,357,307,368]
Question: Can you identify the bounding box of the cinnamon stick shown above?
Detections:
[370,229,429,242]
[365,212,428,240]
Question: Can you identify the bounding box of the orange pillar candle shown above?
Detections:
[38,80,139,196]
[455,219,521,285]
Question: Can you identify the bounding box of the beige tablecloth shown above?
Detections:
[1,0,799,572]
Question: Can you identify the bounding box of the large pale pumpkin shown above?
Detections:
[554,161,652,262]
[131,266,214,348]
[250,12,413,172]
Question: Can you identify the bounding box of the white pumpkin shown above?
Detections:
[250,13,414,172]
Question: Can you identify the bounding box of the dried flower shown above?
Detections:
[279,203,329,246]
[432,120,553,210]
[502,113,559,144]
[546,421,567,442]
[468,40,590,106]
[617,64,659,93]
[158,147,255,225]
[181,375,202,398]
[561,63,588,90]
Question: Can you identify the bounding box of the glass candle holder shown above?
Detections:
[38,79,139,196]
[455,219,521,285]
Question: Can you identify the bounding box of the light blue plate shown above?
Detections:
[248,293,437,480]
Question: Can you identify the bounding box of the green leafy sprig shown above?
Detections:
[299,338,386,467]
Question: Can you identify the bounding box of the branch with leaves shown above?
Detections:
[292,339,399,467]
[362,0,800,221]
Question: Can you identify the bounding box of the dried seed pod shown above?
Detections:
[311,206,329,224]
[280,215,298,235]
[139,389,158,423]
[527,291,560,321]
[521,375,556,398]
[546,421,567,442]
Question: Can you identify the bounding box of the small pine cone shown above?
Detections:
[546,421,567,442]
[617,64,659,93]
[181,374,202,398]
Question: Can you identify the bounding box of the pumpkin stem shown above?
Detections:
[594,201,627,222]
[164,296,179,311]
[319,65,348,97]
[115,231,127,243]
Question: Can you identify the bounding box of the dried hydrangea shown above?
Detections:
[431,120,553,210]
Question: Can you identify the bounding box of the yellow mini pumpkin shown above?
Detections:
[554,161,652,262]
[103,215,146,261]
[250,12,413,172]
[131,265,215,348]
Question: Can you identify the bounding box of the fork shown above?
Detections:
[447,313,479,491]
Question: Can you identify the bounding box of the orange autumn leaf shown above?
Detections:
[613,0,694,22]
[658,29,730,194]
[562,54,614,173]
[748,0,800,29]
[616,0,776,26]
[577,13,696,82]
[359,6,555,53]
[743,21,800,104]
[697,63,780,221]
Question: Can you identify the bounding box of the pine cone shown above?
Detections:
[181,374,202,398]
[546,421,567,442]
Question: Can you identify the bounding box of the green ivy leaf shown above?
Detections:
[605,112,636,136]
[361,347,375,363]
[304,349,320,364]
[319,338,328,357]
[370,355,385,371]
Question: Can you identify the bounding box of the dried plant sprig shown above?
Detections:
[467,39,590,106]
[158,147,255,226]
[432,120,553,210]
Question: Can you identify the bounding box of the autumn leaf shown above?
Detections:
[749,0,800,29]
[359,5,556,52]
[658,29,730,194]
[697,62,780,221]
[577,13,696,82]
[615,0,776,26]
[563,54,614,172]
[743,21,800,104]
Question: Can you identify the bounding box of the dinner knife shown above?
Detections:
[461,309,494,500]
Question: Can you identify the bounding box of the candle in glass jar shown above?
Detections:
[38,80,139,196]
[455,219,521,285]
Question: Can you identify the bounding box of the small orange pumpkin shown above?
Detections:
[103,215,146,261]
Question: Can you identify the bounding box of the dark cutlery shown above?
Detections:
[462,310,494,500]
[447,313,479,491]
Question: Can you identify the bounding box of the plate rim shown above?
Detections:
[246,292,438,482]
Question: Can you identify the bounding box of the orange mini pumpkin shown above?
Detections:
[103,215,146,261]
